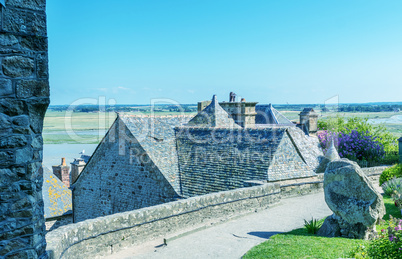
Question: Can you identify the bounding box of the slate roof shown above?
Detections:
[187,95,241,128]
[42,166,72,219]
[119,115,192,194]
[255,104,295,125]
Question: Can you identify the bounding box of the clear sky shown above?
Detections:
[47,0,402,105]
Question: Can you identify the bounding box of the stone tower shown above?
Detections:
[299,108,319,135]
[0,0,49,258]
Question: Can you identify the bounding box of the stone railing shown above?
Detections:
[46,166,388,259]
[46,183,280,259]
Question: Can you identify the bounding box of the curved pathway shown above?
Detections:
[105,192,332,259]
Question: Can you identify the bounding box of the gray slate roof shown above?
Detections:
[42,166,72,219]
[187,95,241,128]
[255,104,295,125]
[120,115,192,194]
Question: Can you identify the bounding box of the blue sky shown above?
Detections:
[47,0,402,105]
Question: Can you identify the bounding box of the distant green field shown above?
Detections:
[43,110,402,144]
[43,110,196,144]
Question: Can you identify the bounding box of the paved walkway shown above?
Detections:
[105,192,332,259]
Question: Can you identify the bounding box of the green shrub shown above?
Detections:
[349,244,368,258]
[304,218,322,234]
[380,164,402,186]
[382,178,402,197]
[350,216,402,258]
[367,216,402,258]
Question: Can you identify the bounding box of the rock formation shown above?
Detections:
[317,159,385,239]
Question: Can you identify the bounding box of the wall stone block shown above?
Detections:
[21,35,48,52]
[2,56,35,78]
[0,113,12,133]
[0,151,14,166]
[16,80,49,98]
[0,33,19,47]
[5,0,46,11]
[36,54,48,78]
[0,134,28,148]
[12,115,30,127]
[0,78,13,97]
[15,146,34,164]
[2,7,47,36]
[0,99,26,116]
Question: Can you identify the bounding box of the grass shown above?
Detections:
[243,196,401,259]
[243,226,367,258]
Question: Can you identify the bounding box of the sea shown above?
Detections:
[42,144,98,170]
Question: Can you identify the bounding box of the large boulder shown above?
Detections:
[317,159,385,239]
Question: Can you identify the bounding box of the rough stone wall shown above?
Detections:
[47,183,281,259]
[0,0,49,258]
[72,118,178,223]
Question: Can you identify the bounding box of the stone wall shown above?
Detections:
[0,0,49,258]
[47,183,281,259]
[72,118,178,223]
[362,166,389,185]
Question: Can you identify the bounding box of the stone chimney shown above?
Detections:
[52,158,71,187]
[299,108,319,135]
[70,158,86,185]
[197,95,258,128]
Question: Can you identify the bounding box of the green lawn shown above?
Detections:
[243,196,401,259]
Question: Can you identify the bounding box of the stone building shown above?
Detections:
[72,95,323,222]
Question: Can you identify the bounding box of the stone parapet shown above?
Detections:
[46,183,281,259]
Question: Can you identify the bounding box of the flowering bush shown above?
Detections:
[318,116,398,155]
[365,216,402,258]
[317,129,385,162]
[350,216,402,258]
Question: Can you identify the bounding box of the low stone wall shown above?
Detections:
[46,183,281,259]
[278,174,324,198]
[362,166,389,185]
[278,166,386,198]
[46,165,388,259]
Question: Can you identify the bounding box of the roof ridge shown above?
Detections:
[187,95,241,128]
[121,114,194,118]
